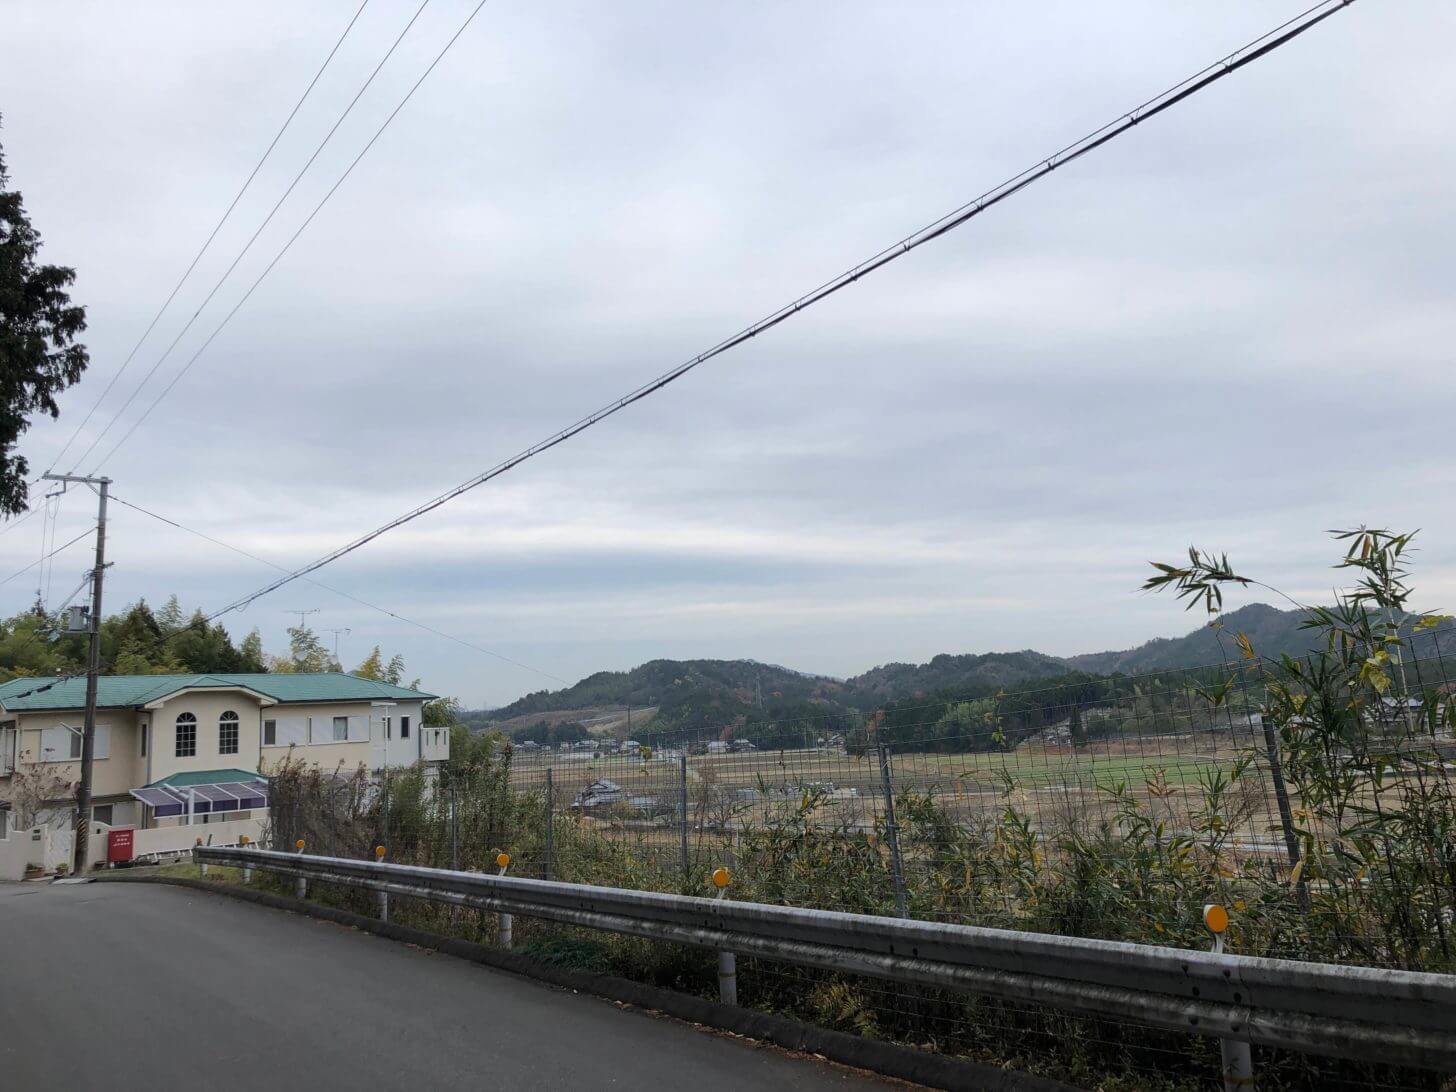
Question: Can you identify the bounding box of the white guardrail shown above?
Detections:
[194,845,1456,1080]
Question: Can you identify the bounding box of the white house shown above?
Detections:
[0,672,449,835]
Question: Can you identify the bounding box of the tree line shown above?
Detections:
[0,595,459,725]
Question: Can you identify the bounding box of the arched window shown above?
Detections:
[175,713,197,758]
[219,711,240,756]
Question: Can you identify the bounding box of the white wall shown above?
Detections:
[133,816,264,859]
[0,824,40,880]
[378,702,425,769]
[261,700,426,774]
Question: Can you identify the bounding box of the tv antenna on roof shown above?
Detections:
[285,608,320,630]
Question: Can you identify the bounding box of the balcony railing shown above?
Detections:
[420,726,449,763]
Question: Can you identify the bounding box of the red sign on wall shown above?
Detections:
[107,828,134,863]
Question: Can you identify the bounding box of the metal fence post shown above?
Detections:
[679,752,690,879]
[382,776,391,853]
[877,741,908,918]
[1260,716,1306,895]
[449,783,459,871]
[544,767,554,882]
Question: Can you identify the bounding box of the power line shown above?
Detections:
[0,527,94,593]
[88,0,491,475]
[43,1,373,476]
[41,493,60,609]
[71,0,435,473]
[198,0,1358,624]
[0,507,42,540]
[33,494,55,607]
[107,491,568,685]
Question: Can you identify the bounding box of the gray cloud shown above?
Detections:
[3,1,1453,707]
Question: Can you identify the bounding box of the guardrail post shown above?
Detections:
[1204,904,1254,1091]
[712,867,737,1005]
[375,846,389,921]
[877,742,908,918]
[679,752,690,879]
[496,852,513,947]
[195,838,207,878]
[543,768,554,882]
[294,838,308,899]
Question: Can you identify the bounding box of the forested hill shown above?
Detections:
[471,604,1358,735]
[488,659,852,728]
[1065,603,1456,675]
[844,650,1070,702]
[1064,603,1313,674]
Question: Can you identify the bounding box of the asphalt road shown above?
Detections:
[0,881,892,1091]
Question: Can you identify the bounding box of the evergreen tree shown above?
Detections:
[111,636,173,675]
[239,629,265,673]
[0,612,68,680]
[0,126,90,516]
[169,610,245,673]
[0,596,277,679]
[156,594,184,632]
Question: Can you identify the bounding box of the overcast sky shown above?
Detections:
[1,1,1452,707]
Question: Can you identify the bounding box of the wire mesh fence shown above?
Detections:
[260,630,1456,1089]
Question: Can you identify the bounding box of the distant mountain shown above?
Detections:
[1067,603,1456,676]
[844,650,1071,702]
[469,603,1453,737]
[1065,603,1315,675]
[487,658,856,735]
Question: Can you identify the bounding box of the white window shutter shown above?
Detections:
[278,717,308,747]
[40,726,70,761]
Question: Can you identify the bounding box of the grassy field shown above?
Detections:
[512,738,1236,792]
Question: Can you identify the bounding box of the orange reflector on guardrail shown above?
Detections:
[1203,903,1229,934]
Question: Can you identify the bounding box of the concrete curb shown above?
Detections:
[108,874,1080,1092]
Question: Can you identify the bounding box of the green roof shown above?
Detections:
[145,768,261,789]
[0,672,435,713]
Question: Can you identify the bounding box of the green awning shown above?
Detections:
[144,768,261,790]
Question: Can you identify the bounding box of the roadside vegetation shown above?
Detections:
[207,530,1456,1088]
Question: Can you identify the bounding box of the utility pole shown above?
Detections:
[43,473,109,874]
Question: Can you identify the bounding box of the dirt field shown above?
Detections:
[490,705,659,738]
[508,729,1278,860]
